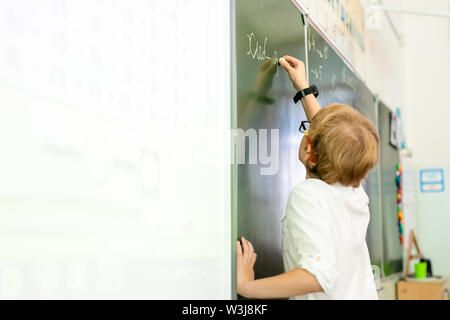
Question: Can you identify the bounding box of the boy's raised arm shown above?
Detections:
[279,56,321,121]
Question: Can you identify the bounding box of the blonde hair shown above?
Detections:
[307,103,379,187]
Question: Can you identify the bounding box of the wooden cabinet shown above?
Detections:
[397,278,447,300]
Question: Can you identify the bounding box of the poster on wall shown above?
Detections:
[292,0,366,76]
[420,169,445,193]
[389,110,402,149]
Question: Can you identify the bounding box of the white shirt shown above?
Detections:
[281,178,378,300]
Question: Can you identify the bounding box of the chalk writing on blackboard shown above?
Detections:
[310,65,323,80]
[308,30,316,52]
[308,29,329,61]
[315,46,328,59]
[331,73,337,89]
[246,33,278,64]
[341,67,357,90]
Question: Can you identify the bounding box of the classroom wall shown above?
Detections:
[361,0,450,278]
[401,0,450,277]
[402,0,450,166]
[361,0,406,112]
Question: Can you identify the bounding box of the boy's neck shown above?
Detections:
[306,171,321,180]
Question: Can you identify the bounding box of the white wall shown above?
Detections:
[362,0,450,278]
[363,0,450,278]
[362,0,406,111]
[402,0,450,166]
[401,0,450,277]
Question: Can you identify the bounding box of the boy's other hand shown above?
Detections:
[279,55,308,91]
[236,237,257,296]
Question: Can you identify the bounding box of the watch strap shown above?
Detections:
[293,85,319,104]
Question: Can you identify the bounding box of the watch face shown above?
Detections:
[311,85,319,97]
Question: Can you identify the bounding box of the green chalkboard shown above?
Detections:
[235,0,307,283]
[234,0,391,296]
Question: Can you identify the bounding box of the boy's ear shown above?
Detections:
[306,144,317,168]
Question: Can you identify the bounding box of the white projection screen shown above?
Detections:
[0,0,231,299]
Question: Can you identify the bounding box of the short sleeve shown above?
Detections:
[285,183,338,294]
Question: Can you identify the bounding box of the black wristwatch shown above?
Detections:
[293,85,319,104]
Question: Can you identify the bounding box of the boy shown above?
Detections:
[236,56,379,299]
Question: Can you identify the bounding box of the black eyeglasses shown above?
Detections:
[299,120,310,133]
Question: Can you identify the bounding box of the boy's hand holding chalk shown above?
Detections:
[279,56,321,121]
[279,56,309,91]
